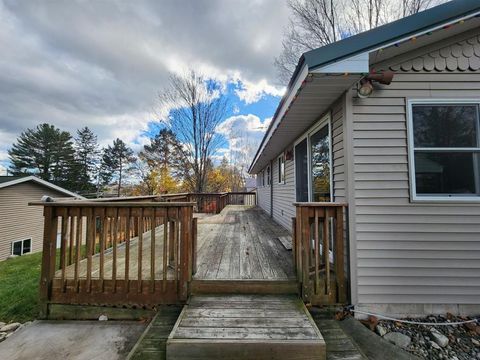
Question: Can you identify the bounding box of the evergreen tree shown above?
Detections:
[139,128,184,177]
[8,123,79,190]
[74,127,100,194]
[101,138,135,196]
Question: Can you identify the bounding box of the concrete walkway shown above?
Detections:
[0,320,146,360]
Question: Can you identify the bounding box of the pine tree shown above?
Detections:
[75,127,100,194]
[139,128,184,177]
[101,138,135,197]
[8,123,79,190]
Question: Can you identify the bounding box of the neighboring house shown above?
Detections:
[249,0,480,316]
[0,176,82,261]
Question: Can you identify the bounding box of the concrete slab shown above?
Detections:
[0,320,146,360]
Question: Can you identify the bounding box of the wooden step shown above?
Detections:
[166,295,325,360]
[190,279,299,295]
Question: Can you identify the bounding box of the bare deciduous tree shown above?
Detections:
[158,70,228,193]
[275,0,446,83]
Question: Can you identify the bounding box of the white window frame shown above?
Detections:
[277,154,285,184]
[11,238,32,256]
[407,98,480,202]
[293,112,333,202]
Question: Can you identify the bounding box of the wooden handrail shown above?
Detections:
[293,202,347,305]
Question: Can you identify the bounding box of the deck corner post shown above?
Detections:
[39,206,57,319]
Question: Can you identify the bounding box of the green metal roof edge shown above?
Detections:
[303,0,480,71]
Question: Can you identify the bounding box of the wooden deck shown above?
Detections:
[54,205,295,282]
[195,205,295,280]
[166,295,325,360]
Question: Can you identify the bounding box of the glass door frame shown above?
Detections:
[293,112,333,202]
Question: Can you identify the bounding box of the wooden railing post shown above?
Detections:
[192,217,198,276]
[39,206,57,318]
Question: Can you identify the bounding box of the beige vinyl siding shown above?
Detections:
[331,97,346,203]
[350,29,480,309]
[256,166,271,216]
[0,182,68,261]
[271,149,295,231]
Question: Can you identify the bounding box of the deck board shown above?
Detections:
[55,205,294,282]
[167,295,326,360]
[194,206,295,280]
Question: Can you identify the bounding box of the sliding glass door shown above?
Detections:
[295,138,309,202]
[310,125,331,202]
[294,118,331,202]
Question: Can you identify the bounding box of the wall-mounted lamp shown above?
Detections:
[357,71,394,98]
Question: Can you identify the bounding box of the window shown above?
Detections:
[11,238,32,256]
[278,155,285,184]
[294,115,332,202]
[409,101,480,200]
[262,170,265,187]
[266,166,271,186]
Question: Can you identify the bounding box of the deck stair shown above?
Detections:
[166,294,326,360]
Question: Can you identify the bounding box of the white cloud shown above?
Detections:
[216,114,270,171]
[235,79,285,104]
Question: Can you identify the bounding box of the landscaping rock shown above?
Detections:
[383,331,411,349]
[0,322,5,328]
[0,332,7,342]
[429,340,441,350]
[473,338,480,347]
[98,315,108,321]
[430,328,449,347]
[0,322,21,332]
[376,324,388,337]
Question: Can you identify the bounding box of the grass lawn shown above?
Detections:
[0,252,42,323]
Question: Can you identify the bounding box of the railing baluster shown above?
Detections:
[150,208,156,293]
[68,213,74,266]
[314,208,319,296]
[112,208,118,293]
[335,206,346,303]
[163,214,168,292]
[86,208,94,293]
[60,209,68,292]
[137,208,144,293]
[323,209,330,296]
[75,209,82,292]
[125,208,131,292]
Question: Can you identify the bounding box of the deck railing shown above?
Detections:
[293,203,348,305]
[32,201,196,316]
[158,191,257,214]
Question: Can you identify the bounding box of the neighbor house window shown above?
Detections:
[11,238,32,256]
[278,154,285,184]
[409,101,480,199]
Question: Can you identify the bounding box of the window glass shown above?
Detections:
[415,152,476,195]
[12,241,22,256]
[413,105,477,147]
[22,239,31,254]
[267,166,271,186]
[278,155,285,183]
[310,125,331,202]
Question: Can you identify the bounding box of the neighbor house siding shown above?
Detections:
[350,29,480,314]
[0,182,67,261]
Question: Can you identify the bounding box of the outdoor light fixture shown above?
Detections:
[357,71,395,98]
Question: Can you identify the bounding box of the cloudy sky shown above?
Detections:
[0,0,290,174]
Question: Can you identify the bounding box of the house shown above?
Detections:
[249,0,480,317]
[0,176,82,261]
